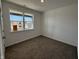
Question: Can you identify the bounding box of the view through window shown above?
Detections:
[10,10,34,32]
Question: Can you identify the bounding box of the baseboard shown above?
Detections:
[6,34,41,47]
[42,35,77,48]
[6,34,77,49]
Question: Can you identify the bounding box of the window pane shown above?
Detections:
[10,14,23,21]
[25,21,33,29]
[24,16,32,21]
[10,14,23,32]
[24,15,33,30]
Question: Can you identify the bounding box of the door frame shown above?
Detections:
[0,0,5,59]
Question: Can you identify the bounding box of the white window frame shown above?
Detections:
[9,10,34,32]
[24,13,34,30]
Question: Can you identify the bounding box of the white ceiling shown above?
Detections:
[7,0,77,12]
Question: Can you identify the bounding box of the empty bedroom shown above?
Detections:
[1,0,78,59]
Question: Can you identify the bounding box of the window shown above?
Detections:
[24,14,33,30]
[10,10,34,32]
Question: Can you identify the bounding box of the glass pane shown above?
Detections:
[10,14,23,21]
[24,16,32,21]
[10,14,23,32]
[24,16,33,30]
[25,21,33,29]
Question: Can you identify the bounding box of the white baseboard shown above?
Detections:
[42,34,77,47]
[6,34,77,47]
[6,34,41,47]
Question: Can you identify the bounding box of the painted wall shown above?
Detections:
[0,26,4,59]
[2,1,42,47]
[0,13,4,59]
[42,3,78,46]
[0,11,1,58]
[0,11,2,59]
[2,1,78,47]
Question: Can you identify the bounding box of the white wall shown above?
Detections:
[0,14,4,59]
[0,10,2,59]
[2,1,42,47]
[0,11,1,58]
[42,3,78,46]
[0,27,4,59]
[2,1,78,47]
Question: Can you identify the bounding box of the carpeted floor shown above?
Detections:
[5,36,77,59]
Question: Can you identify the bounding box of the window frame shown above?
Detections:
[24,13,34,30]
[9,10,34,32]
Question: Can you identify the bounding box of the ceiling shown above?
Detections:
[7,0,77,12]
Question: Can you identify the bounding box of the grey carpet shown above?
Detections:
[5,36,77,59]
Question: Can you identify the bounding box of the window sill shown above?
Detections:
[10,29,34,33]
